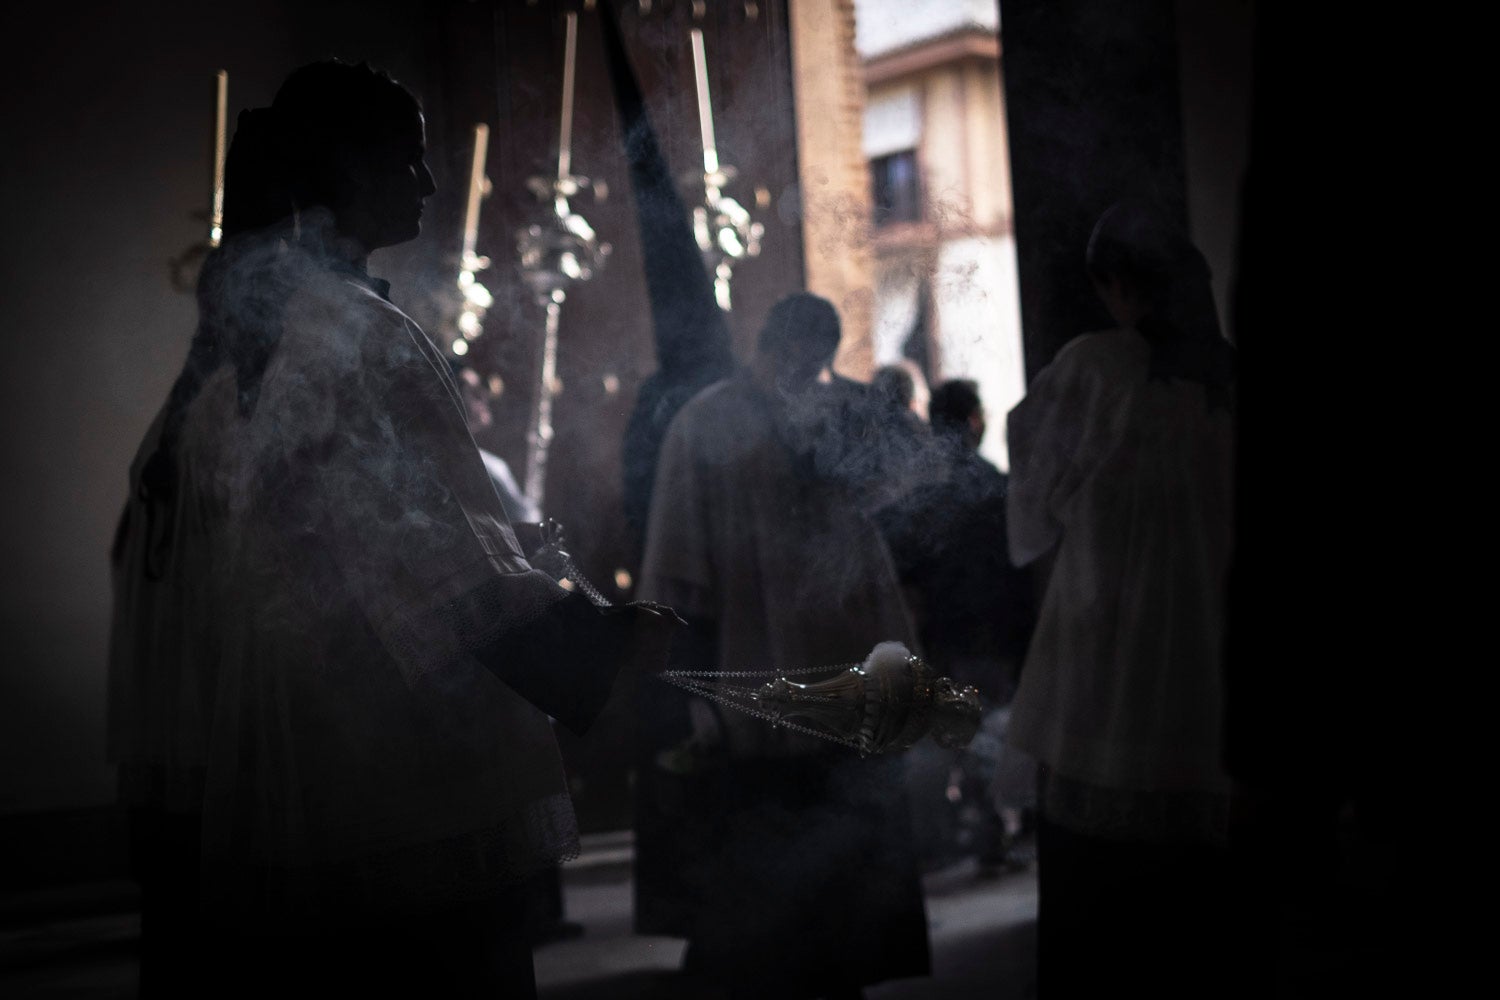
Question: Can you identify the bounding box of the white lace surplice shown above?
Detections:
[200,257,578,921]
[1006,330,1234,818]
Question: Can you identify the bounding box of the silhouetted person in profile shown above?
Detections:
[1004,202,1235,998]
[109,60,678,999]
[637,292,930,1000]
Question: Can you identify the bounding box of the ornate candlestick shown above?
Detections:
[516,10,610,512]
[687,27,763,310]
[451,123,494,358]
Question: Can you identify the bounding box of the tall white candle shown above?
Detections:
[690,29,719,176]
[210,70,227,246]
[462,123,490,266]
[557,12,579,182]
[525,298,564,510]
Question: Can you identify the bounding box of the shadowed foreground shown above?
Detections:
[0,837,1037,999]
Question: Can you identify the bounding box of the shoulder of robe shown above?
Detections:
[1053,329,1146,372]
[665,378,742,441]
[279,267,421,383]
[683,377,737,411]
[278,269,366,378]
[1040,330,1148,395]
[249,268,403,457]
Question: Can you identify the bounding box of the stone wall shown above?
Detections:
[790,0,876,378]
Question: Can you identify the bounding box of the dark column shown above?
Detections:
[1000,0,1188,377]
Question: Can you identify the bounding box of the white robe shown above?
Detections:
[1006,329,1234,799]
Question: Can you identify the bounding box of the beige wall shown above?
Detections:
[865,38,1011,235]
[861,39,1024,469]
[962,58,1012,234]
[905,56,1010,237]
[789,0,876,378]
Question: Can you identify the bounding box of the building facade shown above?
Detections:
[855,0,1024,469]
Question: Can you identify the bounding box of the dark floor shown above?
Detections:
[0,839,1038,999]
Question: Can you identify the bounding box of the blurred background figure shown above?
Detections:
[1005,201,1235,1000]
[453,359,592,947]
[928,379,985,455]
[871,360,931,424]
[453,363,540,525]
[636,292,930,1000]
[877,376,1037,872]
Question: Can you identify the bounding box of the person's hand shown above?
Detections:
[619,600,685,675]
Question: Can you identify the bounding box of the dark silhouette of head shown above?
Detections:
[873,364,916,412]
[1085,201,1233,403]
[223,60,435,253]
[1086,201,1202,330]
[930,378,985,451]
[450,363,497,434]
[138,62,436,563]
[755,292,841,391]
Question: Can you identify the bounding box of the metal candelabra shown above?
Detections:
[686,26,764,310]
[516,10,611,513]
